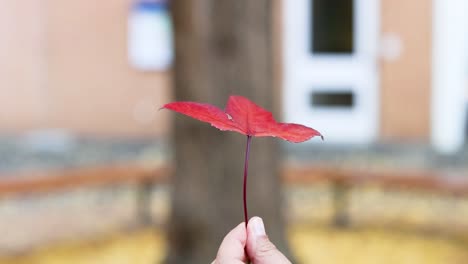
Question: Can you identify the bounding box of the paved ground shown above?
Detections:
[284,143,468,175]
[0,136,167,175]
[1,135,467,175]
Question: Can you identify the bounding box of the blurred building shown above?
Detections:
[282,0,468,154]
[0,0,171,138]
[0,0,467,152]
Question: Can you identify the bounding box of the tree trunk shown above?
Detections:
[166,1,292,263]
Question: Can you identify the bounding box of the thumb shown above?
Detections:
[246,217,291,264]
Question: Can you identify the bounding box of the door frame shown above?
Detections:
[431,0,468,154]
[282,0,381,144]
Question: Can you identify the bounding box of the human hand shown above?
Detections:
[212,216,292,264]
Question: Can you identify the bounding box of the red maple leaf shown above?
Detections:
[162,95,323,231]
[162,95,322,142]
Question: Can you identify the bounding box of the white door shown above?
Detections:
[283,0,380,144]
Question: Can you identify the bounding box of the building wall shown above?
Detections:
[0,0,47,131]
[379,0,432,142]
[0,0,434,142]
[0,0,171,138]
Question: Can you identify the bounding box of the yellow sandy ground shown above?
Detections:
[0,226,467,264]
[0,230,166,264]
[289,225,468,264]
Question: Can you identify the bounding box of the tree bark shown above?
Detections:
[166,1,292,263]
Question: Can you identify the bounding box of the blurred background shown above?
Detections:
[0,0,468,263]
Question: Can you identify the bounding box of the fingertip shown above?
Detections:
[246,217,292,263]
[246,217,265,257]
[248,217,266,236]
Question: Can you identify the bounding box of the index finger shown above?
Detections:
[214,222,248,263]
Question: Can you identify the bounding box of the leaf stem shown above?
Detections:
[243,135,252,227]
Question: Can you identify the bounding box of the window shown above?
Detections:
[310,0,354,54]
[310,90,355,108]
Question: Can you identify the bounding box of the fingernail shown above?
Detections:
[252,217,266,236]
